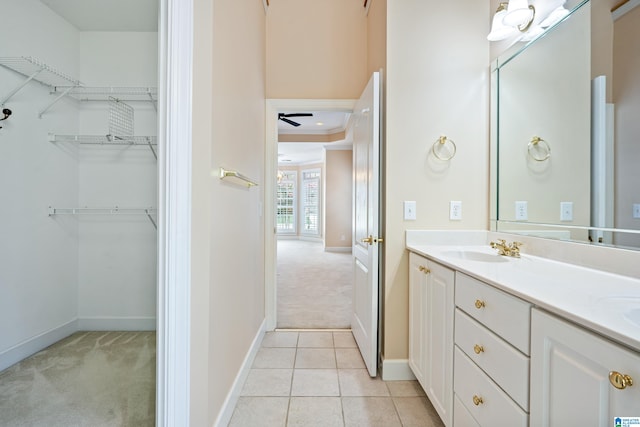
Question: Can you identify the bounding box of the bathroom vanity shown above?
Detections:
[406,231,640,427]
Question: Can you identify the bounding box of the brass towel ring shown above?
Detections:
[527,136,551,161]
[432,136,457,161]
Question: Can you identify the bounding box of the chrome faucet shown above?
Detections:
[490,239,522,258]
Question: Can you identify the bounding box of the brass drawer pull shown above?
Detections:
[418,265,431,274]
[473,344,484,354]
[474,299,485,309]
[472,395,484,406]
[609,371,633,390]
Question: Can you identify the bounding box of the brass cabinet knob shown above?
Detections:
[474,299,485,309]
[418,265,431,274]
[609,371,634,390]
[473,344,484,354]
[472,395,484,406]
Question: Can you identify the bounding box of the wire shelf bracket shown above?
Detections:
[48,206,158,229]
[0,56,82,106]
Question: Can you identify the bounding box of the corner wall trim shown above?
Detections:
[381,358,417,381]
[0,319,77,372]
[214,319,267,427]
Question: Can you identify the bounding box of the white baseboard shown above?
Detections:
[77,317,156,331]
[214,318,267,427]
[381,358,417,381]
[324,247,352,253]
[0,319,77,372]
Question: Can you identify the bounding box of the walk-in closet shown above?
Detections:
[0,1,158,425]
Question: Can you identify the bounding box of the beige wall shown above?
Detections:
[613,6,640,247]
[384,0,490,360]
[324,150,353,249]
[592,0,614,101]
[266,0,369,99]
[192,0,267,423]
[367,0,387,76]
[191,1,214,424]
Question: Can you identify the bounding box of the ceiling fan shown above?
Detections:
[278,112,313,127]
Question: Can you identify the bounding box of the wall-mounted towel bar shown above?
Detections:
[219,167,259,188]
[48,206,157,229]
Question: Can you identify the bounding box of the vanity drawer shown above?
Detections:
[454,393,481,427]
[455,272,531,354]
[455,308,530,411]
[454,347,528,427]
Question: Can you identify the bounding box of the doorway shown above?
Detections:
[0,1,159,425]
[275,109,354,329]
[265,99,356,331]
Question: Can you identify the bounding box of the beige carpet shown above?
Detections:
[0,331,156,427]
[277,240,352,329]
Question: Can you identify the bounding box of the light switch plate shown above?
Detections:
[404,201,417,220]
[634,204,640,219]
[515,201,528,221]
[450,201,462,220]
[560,201,573,221]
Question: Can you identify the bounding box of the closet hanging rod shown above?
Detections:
[50,86,158,102]
[49,134,157,146]
[219,167,259,188]
[48,207,158,230]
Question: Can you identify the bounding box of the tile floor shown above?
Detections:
[228,330,444,427]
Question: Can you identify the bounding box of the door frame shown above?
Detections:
[157,0,193,425]
[265,99,356,330]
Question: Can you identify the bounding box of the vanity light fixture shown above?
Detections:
[488,0,570,43]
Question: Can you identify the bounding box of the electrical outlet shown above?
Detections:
[450,201,462,220]
[560,202,573,221]
[404,201,417,220]
[515,201,528,221]
[634,204,640,219]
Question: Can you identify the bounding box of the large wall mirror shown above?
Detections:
[491,0,640,250]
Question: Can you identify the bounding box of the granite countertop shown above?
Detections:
[406,231,640,353]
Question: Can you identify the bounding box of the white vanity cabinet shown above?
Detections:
[408,252,455,426]
[531,308,640,425]
[453,273,531,427]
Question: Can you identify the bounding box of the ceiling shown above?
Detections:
[278,111,352,164]
[39,0,158,31]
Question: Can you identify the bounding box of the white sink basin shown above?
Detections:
[441,250,510,263]
[593,295,640,328]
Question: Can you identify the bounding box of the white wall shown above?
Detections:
[76,32,158,329]
[0,0,80,370]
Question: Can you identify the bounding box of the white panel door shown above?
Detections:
[352,72,381,377]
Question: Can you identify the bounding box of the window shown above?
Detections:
[276,171,296,234]
[301,169,321,236]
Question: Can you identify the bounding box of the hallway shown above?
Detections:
[228,331,443,426]
[277,240,352,329]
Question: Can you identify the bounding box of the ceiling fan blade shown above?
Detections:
[280,113,313,118]
[280,117,301,127]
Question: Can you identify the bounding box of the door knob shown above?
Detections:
[361,235,373,245]
[609,371,633,390]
